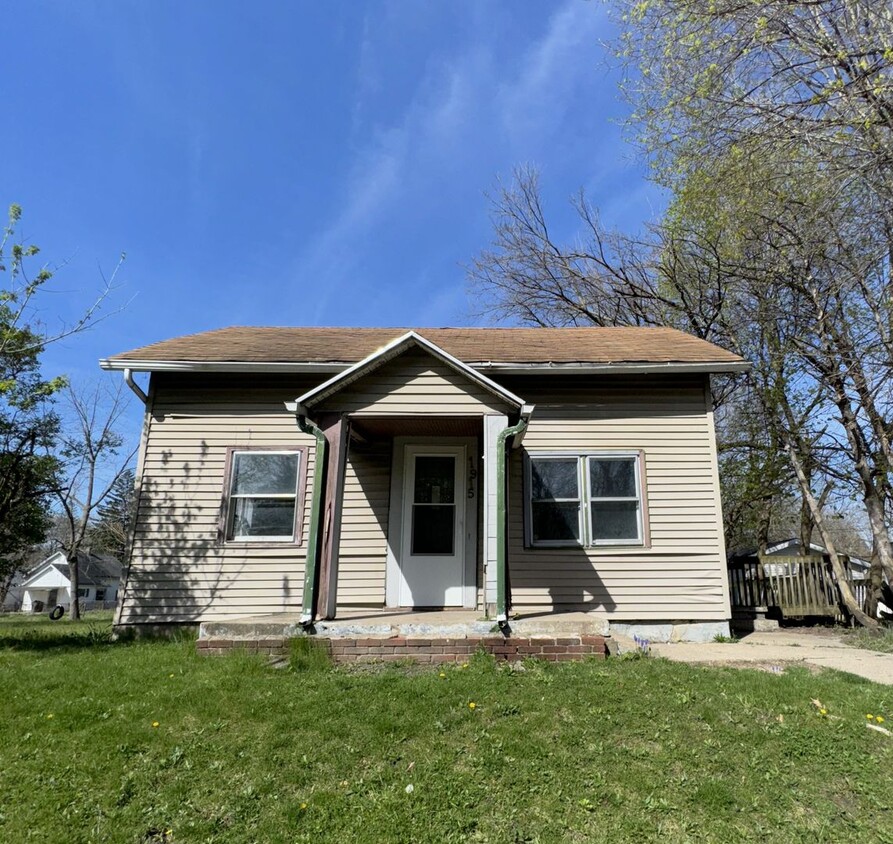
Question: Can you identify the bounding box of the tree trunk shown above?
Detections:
[757,497,772,555]
[787,445,878,628]
[68,552,80,620]
[866,546,884,620]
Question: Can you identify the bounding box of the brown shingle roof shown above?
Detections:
[104,326,745,367]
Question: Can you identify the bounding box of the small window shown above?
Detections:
[76,588,89,598]
[226,450,301,541]
[527,453,645,547]
[529,457,582,545]
[95,588,107,602]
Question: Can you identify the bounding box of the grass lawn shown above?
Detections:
[2,613,892,843]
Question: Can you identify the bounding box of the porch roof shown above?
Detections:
[290,331,527,412]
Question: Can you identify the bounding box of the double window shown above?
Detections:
[224,449,303,542]
[526,452,645,547]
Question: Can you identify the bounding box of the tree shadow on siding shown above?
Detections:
[508,547,618,618]
[118,438,250,626]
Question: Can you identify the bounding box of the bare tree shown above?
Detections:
[54,380,136,620]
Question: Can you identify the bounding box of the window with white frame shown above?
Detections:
[225,450,301,541]
[95,588,107,602]
[526,453,645,546]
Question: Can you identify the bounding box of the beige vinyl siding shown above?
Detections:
[317,350,512,416]
[502,374,730,621]
[336,442,391,607]
[119,374,320,624]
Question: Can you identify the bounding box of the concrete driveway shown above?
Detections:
[647,630,893,685]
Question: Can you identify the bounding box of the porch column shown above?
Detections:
[483,414,508,617]
[315,413,349,620]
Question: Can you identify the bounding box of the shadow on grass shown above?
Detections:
[0,614,196,653]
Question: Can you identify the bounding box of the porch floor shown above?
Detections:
[198,609,611,641]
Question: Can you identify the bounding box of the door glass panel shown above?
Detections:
[412,505,455,554]
[414,456,455,504]
[411,455,456,554]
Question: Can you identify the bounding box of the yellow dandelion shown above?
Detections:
[819,708,827,716]
[439,672,446,678]
[468,702,476,710]
[169,673,175,678]
[300,802,308,811]
[867,714,874,720]
[46,713,54,719]
[877,716,885,724]
[152,721,160,728]
[461,663,469,669]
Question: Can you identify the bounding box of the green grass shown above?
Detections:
[1,614,893,843]
[845,626,893,654]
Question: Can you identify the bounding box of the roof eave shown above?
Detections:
[100,358,347,373]
[474,361,750,375]
[101,358,749,375]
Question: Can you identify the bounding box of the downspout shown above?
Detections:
[123,368,148,404]
[495,406,533,628]
[289,404,327,629]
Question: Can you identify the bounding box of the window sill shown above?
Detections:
[220,539,305,549]
[525,542,651,553]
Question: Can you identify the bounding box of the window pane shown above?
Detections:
[411,505,454,554]
[531,459,579,500]
[589,458,636,498]
[232,453,298,495]
[532,501,580,542]
[414,456,455,504]
[590,501,639,541]
[231,497,296,537]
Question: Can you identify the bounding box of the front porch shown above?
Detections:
[196,609,610,662]
[291,332,532,625]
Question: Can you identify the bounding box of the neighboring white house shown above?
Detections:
[20,551,122,614]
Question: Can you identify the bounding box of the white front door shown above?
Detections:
[399,445,465,607]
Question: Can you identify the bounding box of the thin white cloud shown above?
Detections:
[499,0,608,151]
[292,0,613,323]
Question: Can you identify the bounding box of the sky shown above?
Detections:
[2,0,662,441]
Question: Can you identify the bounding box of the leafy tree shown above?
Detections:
[90,467,136,563]
[0,205,64,591]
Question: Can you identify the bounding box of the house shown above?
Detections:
[730,538,871,580]
[100,326,747,642]
[20,551,122,613]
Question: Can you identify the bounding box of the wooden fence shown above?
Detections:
[728,555,867,620]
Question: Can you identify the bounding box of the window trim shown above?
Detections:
[524,451,649,549]
[219,445,309,546]
[526,455,584,548]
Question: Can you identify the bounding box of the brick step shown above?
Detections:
[197,634,607,662]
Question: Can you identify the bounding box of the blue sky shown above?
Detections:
[3,0,661,438]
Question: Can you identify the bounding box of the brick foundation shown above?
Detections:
[196,634,607,662]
